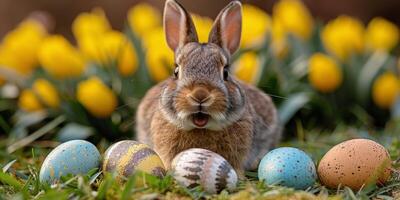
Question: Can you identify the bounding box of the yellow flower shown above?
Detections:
[101,31,138,76]
[77,77,117,118]
[118,41,138,76]
[38,35,86,79]
[32,79,60,108]
[80,31,138,76]
[366,17,399,52]
[308,53,342,92]
[17,79,60,112]
[241,4,271,48]
[322,15,365,60]
[233,52,261,85]
[72,8,111,61]
[191,14,213,43]
[18,89,43,112]
[128,3,161,38]
[72,8,110,40]
[271,19,289,59]
[76,36,100,62]
[0,19,46,75]
[143,28,174,82]
[372,72,400,109]
[273,0,314,40]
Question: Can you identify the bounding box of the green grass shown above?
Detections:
[0,126,399,200]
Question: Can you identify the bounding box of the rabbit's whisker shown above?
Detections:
[116,102,135,110]
[123,119,137,130]
[265,93,288,100]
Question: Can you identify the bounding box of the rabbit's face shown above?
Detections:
[160,43,245,130]
[161,0,243,130]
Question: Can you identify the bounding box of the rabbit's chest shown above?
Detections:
[150,112,253,170]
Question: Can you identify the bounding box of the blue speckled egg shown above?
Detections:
[258,147,317,190]
[39,140,101,183]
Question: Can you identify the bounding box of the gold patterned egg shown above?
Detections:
[171,148,238,194]
[102,140,165,180]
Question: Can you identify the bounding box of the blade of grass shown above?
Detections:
[356,51,388,104]
[7,115,66,153]
[120,175,136,200]
[89,171,102,185]
[245,171,258,179]
[278,92,310,125]
[2,159,17,172]
[0,115,11,133]
[97,173,115,200]
[37,190,69,200]
[22,175,33,194]
[344,187,358,200]
[0,171,23,191]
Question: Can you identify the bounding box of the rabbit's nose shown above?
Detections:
[190,87,210,104]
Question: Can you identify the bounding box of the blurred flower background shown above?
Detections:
[0,0,400,146]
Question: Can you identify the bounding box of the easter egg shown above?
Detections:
[39,140,101,183]
[258,147,317,190]
[171,148,238,194]
[102,140,165,180]
[318,139,391,190]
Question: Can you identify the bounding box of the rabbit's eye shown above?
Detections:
[174,65,179,78]
[223,67,229,81]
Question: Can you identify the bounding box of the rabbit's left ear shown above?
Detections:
[208,1,242,55]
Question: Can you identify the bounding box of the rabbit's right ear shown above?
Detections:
[164,0,198,52]
[208,1,242,55]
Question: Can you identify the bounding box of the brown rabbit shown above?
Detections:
[136,0,281,175]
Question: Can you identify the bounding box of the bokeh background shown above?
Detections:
[1,1,400,198]
[2,0,400,39]
[0,0,399,144]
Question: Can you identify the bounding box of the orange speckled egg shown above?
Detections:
[318,139,391,190]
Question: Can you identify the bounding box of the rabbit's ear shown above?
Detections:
[208,1,242,55]
[164,0,198,51]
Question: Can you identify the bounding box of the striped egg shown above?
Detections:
[171,148,238,194]
[102,140,165,180]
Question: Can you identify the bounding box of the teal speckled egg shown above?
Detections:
[258,147,317,190]
[39,140,101,183]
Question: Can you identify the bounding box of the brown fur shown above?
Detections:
[135,0,282,175]
[136,78,281,173]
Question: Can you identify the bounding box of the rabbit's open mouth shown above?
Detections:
[192,112,210,128]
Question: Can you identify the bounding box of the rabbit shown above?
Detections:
[136,0,282,176]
